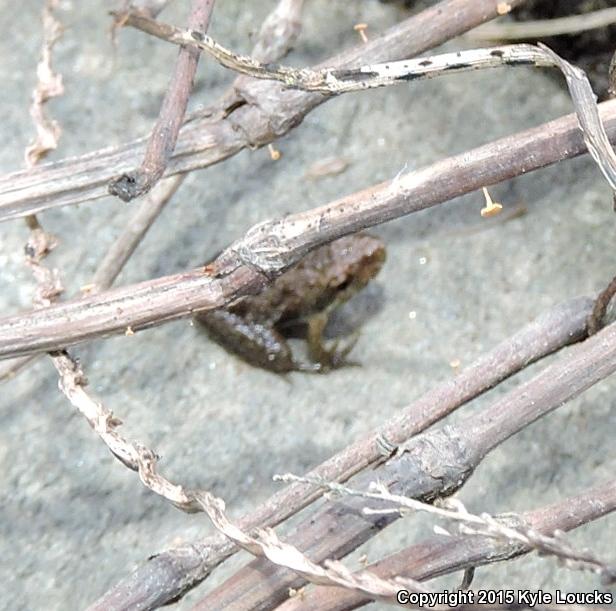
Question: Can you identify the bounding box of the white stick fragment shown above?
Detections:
[274,473,616,583]
[191,491,431,604]
[158,29,616,194]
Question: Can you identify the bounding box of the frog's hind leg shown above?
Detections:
[197,310,297,374]
[306,311,360,372]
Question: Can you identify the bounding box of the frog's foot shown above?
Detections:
[307,312,361,371]
[291,360,324,374]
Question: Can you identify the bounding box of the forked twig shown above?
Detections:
[2,98,616,359]
[122,21,616,190]
[1,0,306,383]
[109,0,216,201]
[94,296,593,610]
[0,0,528,220]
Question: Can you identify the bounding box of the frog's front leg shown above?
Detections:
[306,309,360,371]
[196,310,300,373]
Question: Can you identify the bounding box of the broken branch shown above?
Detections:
[2,101,616,359]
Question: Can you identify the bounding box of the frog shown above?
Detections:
[195,233,386,373]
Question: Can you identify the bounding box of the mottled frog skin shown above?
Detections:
[195,234,386,373]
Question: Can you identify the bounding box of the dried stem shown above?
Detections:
[19,0,308,512]
[277,474,616,584]
[0,0,527,221]
[125,26,561,94]
[108,0,216,201]
[275,482,616,611]
[50,350,225,512]
[92,175,185,289]
[22,0,65,324]
[23,0,64,307]
[194,319,616,609]
[91,296,592,609]
[25,0,64,167]
[469,7,616,40]
[0,173,186,384]
[16,0,213,515]
[40,0,310,515]
[1,0,305,383]
[2,100,616,359]
[118,25,616,190]
[187,491,432,607]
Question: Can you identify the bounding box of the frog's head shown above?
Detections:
[328,233,386,301]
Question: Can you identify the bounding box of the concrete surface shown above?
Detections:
[0,1,614,609]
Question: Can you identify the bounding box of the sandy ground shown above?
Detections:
[0,1,614,609]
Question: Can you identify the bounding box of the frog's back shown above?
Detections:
[244,233,386,324]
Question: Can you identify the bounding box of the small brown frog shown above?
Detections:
[195,234,386,373]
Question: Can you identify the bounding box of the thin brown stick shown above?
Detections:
[92,175,184,289]
[1,0,305,384]
[0,0,527,221]
[108,0,215,201]
[89,296,591,610]
[194,319,616,609]
[275,482,616,611]
[469,7,616,41]
[33,0,310,514]
[0,175,186,384]
[18,0,197,513]
[92,24,616,191]
[2,99,616,360]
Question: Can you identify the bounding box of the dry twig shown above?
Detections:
[108,0,216,201]
[0,0,528,221]
[92,175,185,289]
[25,0,64,167]
[277,474,616,584]
[125,27,562,94]
[0,172,185,383]
[8,0,611,608]
[118,24,616,190]
[91,296,592,609]
[40,0,310,516]
[188,491,431,606]
[2,100,616,359]
[0,0,306,383]
[470,7,616,40]
[0,0,64,384]
[194,318,616,608]
[275,482,616,611]
[16,0,212,515]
